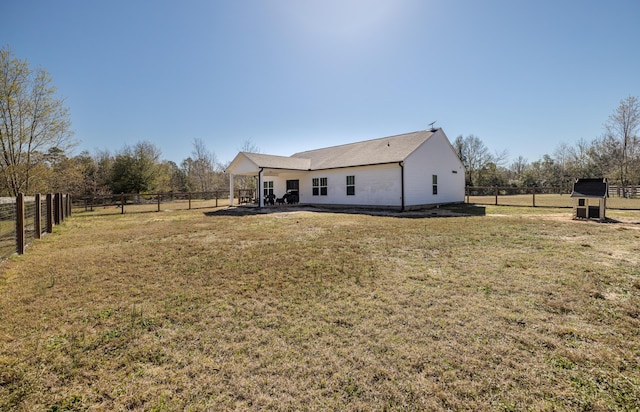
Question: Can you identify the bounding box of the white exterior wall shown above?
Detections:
[294,164,402,208]
[228,155,258,175]
[262,172,305,200]
[403,130,465,207]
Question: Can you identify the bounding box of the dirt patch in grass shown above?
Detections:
[0,206,639,410]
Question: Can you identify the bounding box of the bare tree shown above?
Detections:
[188,138,218,192]
[240,138,260,154]
[0,46,74,195]
[234,139,260,192]
[509,156,528,182]
[605,96,640,187]
[454,135,494,186]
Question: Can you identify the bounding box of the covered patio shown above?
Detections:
[226,152,310,208]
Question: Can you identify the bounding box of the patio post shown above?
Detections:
[258,169,264,207]
[229,174,234,206]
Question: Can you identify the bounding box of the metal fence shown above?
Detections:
[0,198,17,258]
[0,193,70,260]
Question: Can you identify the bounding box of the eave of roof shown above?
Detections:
[242,152,311,170]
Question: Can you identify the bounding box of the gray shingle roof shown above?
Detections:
[241,152,311,170]
[290,129,435,169]
[231,129,438,173]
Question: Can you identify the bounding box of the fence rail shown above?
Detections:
[608,185,640,198]
[75,191,238,215]
[466,186,640,210]
[0,193,70,259]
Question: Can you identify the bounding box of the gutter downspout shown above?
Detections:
[258,168,264,208]
[399,161,405,212]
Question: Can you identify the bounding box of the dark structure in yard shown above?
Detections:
[571,178,608,221]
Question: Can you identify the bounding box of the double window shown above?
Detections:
[312,177,327,196]
[346,175,355,196]
[263,181,273,197]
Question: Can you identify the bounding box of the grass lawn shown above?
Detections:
[1,205,639,411]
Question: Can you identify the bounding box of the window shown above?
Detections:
[432,175,438,195]
[263,181,273,197]
[346,175,355,196]
[286,179,299,192]
[312,177,327,196]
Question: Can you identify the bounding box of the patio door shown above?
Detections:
[286,180,299,193]
[286,180,299,203]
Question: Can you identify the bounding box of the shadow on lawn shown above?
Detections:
[204,204,486,219]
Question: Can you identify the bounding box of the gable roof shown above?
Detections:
[241,152,311,170]
[290,129,436,169]
[571,178,608,198]
[226,129,445,175]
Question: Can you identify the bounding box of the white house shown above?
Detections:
[225,128,466,210]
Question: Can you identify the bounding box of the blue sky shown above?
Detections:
[2,0,639,166]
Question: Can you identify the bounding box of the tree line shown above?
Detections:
[0,46,257,198]
[455,95,639,191]
[42,138,259,198]
[2,46,639,198]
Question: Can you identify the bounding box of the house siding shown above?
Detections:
[270,165,402,208]
[300,164,402,207]
[404,130,465,206]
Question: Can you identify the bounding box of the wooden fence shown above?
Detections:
[608,185,640,198]
[76,191,236,214]
[0,193,70,259]
[466,186,640,209]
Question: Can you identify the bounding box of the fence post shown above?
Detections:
[188,192,192,210]
[59,193,64,222]
[34,193,42,239]
[67,194,72,217]
[46,193,54,233]
[57,193,63,223]
[495,186,499,205]
[532,187,536,207]
[16,193,25,255]
[121,192,125,214]
[465,186,469,203]
[215,191,218,207]
[157,193,161,212]
[54,193,60,225]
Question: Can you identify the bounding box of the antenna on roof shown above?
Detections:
[428,121,437,131]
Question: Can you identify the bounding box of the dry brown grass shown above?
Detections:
[1,205,639,411]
